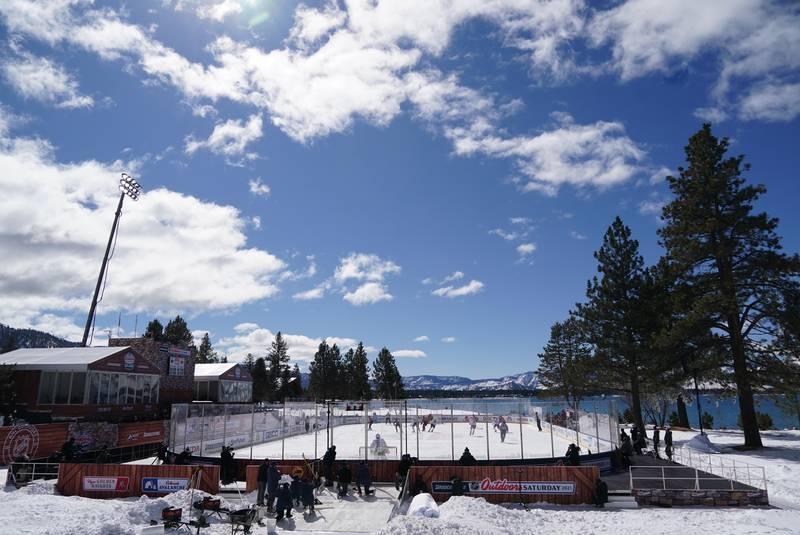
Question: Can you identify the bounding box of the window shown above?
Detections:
[70,372,86,404]
[126,374,136,404]
[150,377,159,404]
[54,372,71,404]
[117,374,128,404]
[142,376,151,404]
[108,374,119,404]
[88,372,100,404]
[98,373,109,404]
[198,381,209,401]
[169,356,185,376]
[135,375,144,404]
[209,381,218,401]
[38,372,57,405]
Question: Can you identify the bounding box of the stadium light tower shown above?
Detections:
[81,173,142,346]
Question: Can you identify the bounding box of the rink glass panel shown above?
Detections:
[169,398,619,460]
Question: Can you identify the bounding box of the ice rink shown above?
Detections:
[234,420,574,460]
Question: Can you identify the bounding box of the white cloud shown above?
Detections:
[393,349,426,358]
[185,115,263,163]
[441,336,456,343]
[569,230,587,240]
[648,166,673,185]
[451,113,645,194]
[638,199,665,216]
[516,243,536,256]
[489,228,522,241]
[343,282,393,306]
[2,49,93,109]
[250,215,261,230]
[334,253,401,283]
[248,177,271,197]
[738,82,800,122]
[693,107,728,123]
[442,271,464,283]
[421,277,434,285]
[194,0,243,22]
[218,322,360,363]
[413,335,429,342]
[0,119,286,341]
[510,217,531,225]
[432,280,484,298]
[293,287,325,301]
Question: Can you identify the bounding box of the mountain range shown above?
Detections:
[0,323,78,352]
[402,371,538,392]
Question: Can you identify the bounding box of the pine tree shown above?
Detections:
[351,342,372,400]
[164,316,193,346]
[341,348,356,398]
[659,124,800,448]
[372,348,405,400]
[242,353,255,372]
[252,357,269,402]
[196,333,217,364]
[537,316,594,410]
[1,332,18,354]
[143,319,164,340]
[267,332,291,401]
[576,217,650,431]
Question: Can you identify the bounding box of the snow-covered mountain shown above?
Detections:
[403,371,538,392]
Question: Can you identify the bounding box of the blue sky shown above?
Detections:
[0,0,798,378]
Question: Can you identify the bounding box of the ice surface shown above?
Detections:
[235,421,574,461]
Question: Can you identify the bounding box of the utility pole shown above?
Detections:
[81,174,141,346]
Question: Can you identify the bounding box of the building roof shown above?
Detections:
[0,346,131,372]
[194,362,244,381]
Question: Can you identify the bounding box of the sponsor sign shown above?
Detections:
[432,478,575,495]
[169,345,192,357]
[124,352,136,370]
[83,476,130,492]
[2,424,40,465]
[234,366,241,379]
[142,477,189,493]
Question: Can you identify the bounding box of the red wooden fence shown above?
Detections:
[409,464,598,504]
[57,463,219,499]
[0,423,68,464]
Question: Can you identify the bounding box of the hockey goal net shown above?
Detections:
[358,446,399,459]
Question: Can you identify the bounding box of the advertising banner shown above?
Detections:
[82,476,130,492]
[432,478,575,494]
[142,477,189,493]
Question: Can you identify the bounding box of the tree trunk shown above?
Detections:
[729,318,763,448]
[676,394,690,427]
[630,373,645,431]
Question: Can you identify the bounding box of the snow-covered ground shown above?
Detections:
[1,429,798,534]
[236,421,574,461]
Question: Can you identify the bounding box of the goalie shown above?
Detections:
[370,433,389,456]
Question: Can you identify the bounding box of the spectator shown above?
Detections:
[256,459,269,506]
[459,448,477,466]
[266,461,281,512]
[664,426,673,462]
[450,476,464,497]
[275,482,293,522]
[593,478,609,508]
[337,463,352,498]
[356,461,372,496]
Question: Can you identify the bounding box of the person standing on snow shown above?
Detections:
[535,412,542,431]
[499,420,509,443]
[468,415,477,436]
[266,461,281,512]
[664,426,673,461]
[652,425,661,457]
[275,482,293,521]
[256,459,269,506]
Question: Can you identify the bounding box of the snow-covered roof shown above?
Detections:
[194,362,238,380]
[0,346,130,372]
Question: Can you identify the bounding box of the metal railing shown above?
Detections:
[671,446,767,491]
[629,451,767,492]
[6,462,60,488]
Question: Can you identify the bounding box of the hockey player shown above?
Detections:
[499,420,509,443]
[394,419,402,433]
[368,414,374,430]
[428,416,436,432]
[411,418,419,433]
[535,412,542,431]
[468,415,477,436]
[370,433,388,455]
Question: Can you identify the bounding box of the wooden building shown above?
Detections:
[0,346,162,422]
[109,338,196,405]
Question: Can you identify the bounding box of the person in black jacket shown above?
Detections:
[256,459,269,506]
[395,454,413,496]
[459,448,477,466]
[593,478,609,508]
[275,482,293,521]
[450,476,464,497]
[322,446,336,487]
[300,477,316,514]
[336,463,352,498]
[565,443,581,466]
[664,426,673,461]
[60,437,76,461]
[652,425,661,458]
[356,461,372,496]
[266,462,281,512]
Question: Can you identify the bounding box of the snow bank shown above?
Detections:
[378,495,800,535]
[686,433,722,453]
[408,493,439,518]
